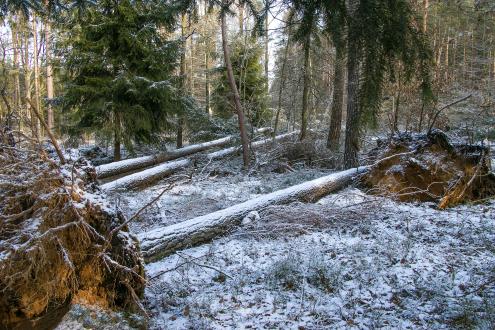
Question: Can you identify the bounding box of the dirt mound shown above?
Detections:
[362,130,495,208]
[0,142,145,329]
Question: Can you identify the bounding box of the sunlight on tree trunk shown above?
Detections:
[221,11,250,168]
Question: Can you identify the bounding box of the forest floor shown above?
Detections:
[54,134,495,330]
[98,154,494,329]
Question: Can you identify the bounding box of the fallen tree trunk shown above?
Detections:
[139,166,369,262]
[96,127,271,179]
[101,131,298,192]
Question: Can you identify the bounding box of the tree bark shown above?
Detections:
[22,18,36,139]
[392,72,401,133]
[238,0,244,33]
[114,110,121,161]
[204,2,212,116]
[32,16,42,139]
[423,0,428,34]
[220,11,250,168]
[25,98,65,164]
[265,3,269,95]
[273,35,290,138]
[101,131,295,192]
[9,17,22,133]
[177,14,188,149]
[343,0,360,169]
[327,44,345,150]
[139,166,369,262]
[44,0,54,131]
[300,32,311,141]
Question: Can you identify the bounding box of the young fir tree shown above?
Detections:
[212,37,269,128]
[62,0,186,160]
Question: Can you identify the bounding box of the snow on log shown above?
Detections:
[139,166,369,262]
[101,131,298,192]
[96,127,272,179]
[100,158,192,192]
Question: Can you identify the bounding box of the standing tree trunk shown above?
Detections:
[114,110,122,161]
[32,16,42,139]
[204,1,212,116]
[273,35,290,138]
[327,43,345,150]
[423,0,428,34]
[238,0,244,33]
[300,32,311,141]
[204,46,211,116]
[392,71,401,133]
[10,17,22,130]
[177,14,187,149]
[220,12,250,168]
[44,0,55,131]
[22,18,36,139]
[343,0,360,169]
[264,2,269,95]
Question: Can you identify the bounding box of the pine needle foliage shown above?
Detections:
[212,37,269,126]
[61,0,188,153]
[0,0,93,18]
[321,0,433,129]
[352,0,433,128]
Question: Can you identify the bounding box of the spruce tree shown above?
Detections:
[212,38,269,127]
[62,0,186,160]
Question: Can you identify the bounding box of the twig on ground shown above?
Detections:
[176,251,234,280]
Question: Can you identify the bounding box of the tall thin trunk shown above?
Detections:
[392,81,401,133]
[238,1,244,33]
[221,12,250,168]
[418,102,425,132]
[22,18,36,139]
[444,36,450,82]
[11,18,21,124]
[204,3,211,116]
[273,35,290,138]
[343,0,360,169]
[423,0,429,34]
[327,44,345,150]
[300,32,311,141]
[463,34,467,80]
[32,16,42,138]
[114,110,121,161]
[177,13,187,149]
[189,30,194,95]
[264,4,269,94]
[44,0,54,131]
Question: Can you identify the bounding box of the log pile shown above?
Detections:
[101,131,298,192]
[0,139,145,329]
[96,127,271,179]
[362,130,495,208]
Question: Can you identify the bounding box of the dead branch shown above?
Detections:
[428,94,472,134]
[24,98,66,164]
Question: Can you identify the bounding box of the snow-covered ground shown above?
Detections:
[64,151,493,329]
[143,188,495,329]
[111,159,329,233]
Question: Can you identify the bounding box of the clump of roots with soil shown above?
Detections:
[0,132,145,329]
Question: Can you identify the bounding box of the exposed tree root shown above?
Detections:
[362,130,495,207]
[0,132,145,329]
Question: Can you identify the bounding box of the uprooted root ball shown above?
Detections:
[0,146,145,329]
[362,130,495,207]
